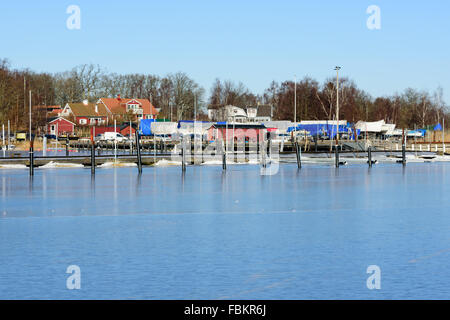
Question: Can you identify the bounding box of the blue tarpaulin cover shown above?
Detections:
[140,119,156,136]
[177,120,211,128]
[411,129,427,137]
[287,124,360,139]
[434,123,443,131]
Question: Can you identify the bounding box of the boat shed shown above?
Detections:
[207,123,266,142]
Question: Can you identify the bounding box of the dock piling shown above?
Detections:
[181,138,186,172]
[91,141,95,175]
[135,130,142,173]
[222,140,226,170]
[335,143,339,168]
[295,142,302,169]
[402,129,406,166]
[368,146,372,167]
[402,144,406,166]
[29,138,34,176]
[66,136,69,157]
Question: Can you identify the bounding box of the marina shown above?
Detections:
[1,0,450,305]
[1,162,450,299]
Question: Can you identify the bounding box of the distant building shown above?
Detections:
[33,105,62,118]
[208,105,273,122]
[261,121,294,133]
[47,117,75,136]
[90,123,138,138]
[207,123,266,142]
[246,105,273,122]
[96,95,159,121]
[208,105,247,122]
[61,100,109,126]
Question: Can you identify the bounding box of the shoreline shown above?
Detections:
[0,152,449,170]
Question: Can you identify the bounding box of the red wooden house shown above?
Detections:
[47,117,75,136]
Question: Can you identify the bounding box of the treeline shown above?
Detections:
[260,78,448,129]
[0,58,448,131]
[0,59,205,130]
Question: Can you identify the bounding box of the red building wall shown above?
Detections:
[207,127,265,142]
[90,126,120,137]
[47,119,74,135]
[120,126,136,137]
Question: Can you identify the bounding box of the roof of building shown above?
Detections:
[66,102,109,117]
[119,122,138,130]
[47,105,62,110]
[34,105,61,110]
[256,105,273,117]
[213,123,266,129]
[99,97,158,115]
[48,116,76,125]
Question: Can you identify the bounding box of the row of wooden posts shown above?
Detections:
[89,131,144,175]
[27,133,408,176]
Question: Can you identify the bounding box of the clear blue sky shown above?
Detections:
[2,0,449,103]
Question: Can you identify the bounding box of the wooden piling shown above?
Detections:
[335,143,339,168]
[91,142,95,175]
[181,139,186,172]
[402,128,406,166]
[368,146,372,167]
[402,144,406,166]
[29,138,34,176]
[222,140,226,170]
[295,142,302,169]
[257,133,260,154]
[135,130,142,173]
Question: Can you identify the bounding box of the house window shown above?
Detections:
[79,119,87,125]
[51,125,55,131]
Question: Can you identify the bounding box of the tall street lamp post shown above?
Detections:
[294,75,297,142]
[334,66,341,146]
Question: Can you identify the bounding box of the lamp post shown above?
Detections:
[443,115,446,154]
[334,66,341,146]
[294,75,297,142]
[194,93,197,122]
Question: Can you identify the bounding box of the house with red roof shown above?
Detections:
[61,100,109,126]
[96,95,159,121]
